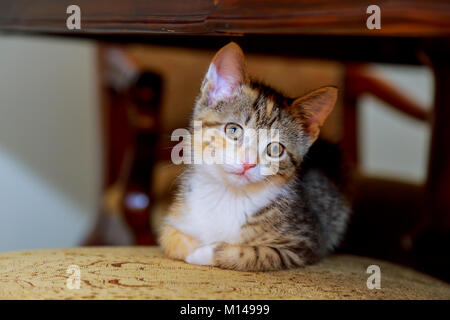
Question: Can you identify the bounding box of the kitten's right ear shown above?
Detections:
[288,86,338,145]
[201,42,247,105]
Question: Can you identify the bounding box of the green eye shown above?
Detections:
[267,142,284,158]
[225,123,243,140]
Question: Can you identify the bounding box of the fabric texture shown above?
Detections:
[0,246,448,299]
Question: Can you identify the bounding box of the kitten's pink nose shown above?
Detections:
[242,163,256,173]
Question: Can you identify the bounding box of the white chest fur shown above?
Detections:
[169,172,282,245]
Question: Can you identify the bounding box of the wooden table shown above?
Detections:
[0,247,449,299]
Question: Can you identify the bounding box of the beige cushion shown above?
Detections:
[0,247,448,299]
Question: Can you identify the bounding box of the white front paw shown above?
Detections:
[185,244,216,266]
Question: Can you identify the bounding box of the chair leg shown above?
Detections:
[115,72,163,246]
[425,62,450,232]
[407,58,450,282]
[83,46,163,246]
[342,65,360,167]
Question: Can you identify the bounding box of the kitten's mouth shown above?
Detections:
[237,171,250,179]
[225,169,252,181]
[226,170,246,176]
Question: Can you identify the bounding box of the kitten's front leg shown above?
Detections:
[159,224,201,261]
[185,243,218,266]
[187,243,307,271]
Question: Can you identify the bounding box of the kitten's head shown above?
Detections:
[191,42,337,188]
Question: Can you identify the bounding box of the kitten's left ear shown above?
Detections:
[288,86,338,144]
[202,42,247,105]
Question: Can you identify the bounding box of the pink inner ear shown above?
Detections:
[204,42,246,105]
[206,64,239,105]
[290,87,338,138]
[303,99,333,133]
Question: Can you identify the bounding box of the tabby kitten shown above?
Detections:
[159,42,351,271]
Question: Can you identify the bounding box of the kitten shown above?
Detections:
[158,42,351,271]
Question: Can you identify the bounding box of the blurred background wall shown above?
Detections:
[0,34,433,252]
[359,65,433,183]
[0,35,101,252]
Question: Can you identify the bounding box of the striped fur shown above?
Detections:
[159,43,351,271]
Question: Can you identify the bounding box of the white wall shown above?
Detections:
[0,35,101,252]
[359,64,433,184]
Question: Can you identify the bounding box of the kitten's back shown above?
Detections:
[298,139,353,253]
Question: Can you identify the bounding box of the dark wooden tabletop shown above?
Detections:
[2,0,450,65]
[1,0,450,37]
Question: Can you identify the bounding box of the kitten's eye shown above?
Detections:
[225,123,243,140]
[266,142,285,158]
